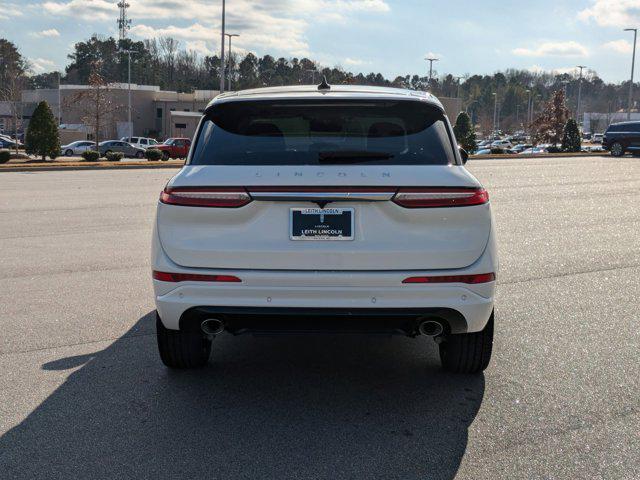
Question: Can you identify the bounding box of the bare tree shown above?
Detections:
[65,65,124,149]
[0,65,27,156]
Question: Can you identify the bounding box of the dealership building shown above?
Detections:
[17,84,219,141]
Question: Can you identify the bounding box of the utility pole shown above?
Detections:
[625,28,637,120]
[576,65,586,124]
[121,48,138,138]
[492,92,498,135]
[219,0,226,93]
[224,33,239,91]
[425,57,439,87]
[57,71,62,126]
[117,1,131,40]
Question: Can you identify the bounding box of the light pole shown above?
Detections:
[576,65,586,124]
[57,71,62,126]
[305,69,318,84]
[219,0,226,93]
[526,89,532,126]
[425,57,439,86]
[224,33,239,91]
[121,48,138,138]
[454,76,463,99]
[492,92,498,135]
[624,28,637,120]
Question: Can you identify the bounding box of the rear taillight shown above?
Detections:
[392,188,488,208]
[160,187,252,208]
[402,273,495,284]
[153,271,242,283]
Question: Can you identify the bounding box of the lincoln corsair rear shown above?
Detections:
[152,83,497,373]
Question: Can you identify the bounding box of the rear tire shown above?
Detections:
[136,151,144,159]
[439,311,494,374]
[156,312,212,368]
[162,151,170,161]
[610,142,625,157]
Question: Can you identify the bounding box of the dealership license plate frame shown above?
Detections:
[290,207,355,241]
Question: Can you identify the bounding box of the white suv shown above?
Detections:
[120,136,159,150]
[152,84,497,373]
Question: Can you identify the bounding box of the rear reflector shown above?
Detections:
[153,271,242,283]
[160,187,251,208]
[402,273,495,284]
[393,188,488,208]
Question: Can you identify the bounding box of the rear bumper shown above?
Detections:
[152,215,498,335]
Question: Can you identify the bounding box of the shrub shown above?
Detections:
[145,148,163,161]
[25,101,61,161]
[453,112,477,154]
[0,149,11,164]
[561,118,582,152]
[82,150,100,162]
[547,145,562,153]
[105,151,124,162]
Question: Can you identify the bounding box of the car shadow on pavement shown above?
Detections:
[0,311,485,480]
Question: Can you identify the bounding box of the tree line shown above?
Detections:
[2,35,639,135]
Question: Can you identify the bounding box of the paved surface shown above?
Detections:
[0,156,639,479]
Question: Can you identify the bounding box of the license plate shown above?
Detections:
[290,208,354,241]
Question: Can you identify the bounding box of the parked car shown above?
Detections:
[120,136,160,150]
[602,122,640,156]
[0,138,23,149]
[519,147,547,155]
[473,148,492,155]
[490,139,513,150]
[151,84,497,373]
[98,140,145,158]
[61,140,96,156]
[592,133,604,144]
[511,144,533,154]
[154,138,191,159]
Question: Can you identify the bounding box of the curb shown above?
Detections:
[0,161,184,172]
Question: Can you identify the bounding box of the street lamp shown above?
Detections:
[121,48,139,138]
[526,89,532,126]
[576,65,586,124]
[425,57,439,86]
[57,71,62,127]
[224,33,239,91]
[219,0,226,93]
[624,28,637,120]
[492,92,498,135]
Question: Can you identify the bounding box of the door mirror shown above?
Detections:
[459,147,469,164]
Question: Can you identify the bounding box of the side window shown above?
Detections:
[140,139,148,145]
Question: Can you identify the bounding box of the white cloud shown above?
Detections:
[579,0,640,27]
[0,3,23,20]
[30,58,56,73]
[344,57,371,66]
[39,0,390,59]
[512,41,588,57]
[603,39,634,54]
[32,28,61,38]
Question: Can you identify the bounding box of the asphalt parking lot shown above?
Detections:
[0,156,639,479]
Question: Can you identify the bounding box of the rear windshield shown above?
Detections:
[190,100,455,165]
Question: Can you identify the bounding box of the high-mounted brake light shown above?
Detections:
[392,188,488,208]
[402,273,495,284]
[153,271,242,283]
[160,187,252,208]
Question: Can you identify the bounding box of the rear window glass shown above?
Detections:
[190,100,455,166]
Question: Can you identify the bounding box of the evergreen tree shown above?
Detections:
[25,101,60,161]
[561,118,582,152]
[453,112,477,153]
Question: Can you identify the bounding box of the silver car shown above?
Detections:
[98,140,146,158]
[61,141,95,157]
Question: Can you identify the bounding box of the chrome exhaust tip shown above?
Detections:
[418,320,444,337]
[201,318,225,336]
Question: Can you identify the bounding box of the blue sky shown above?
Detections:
[1,0,639,82]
